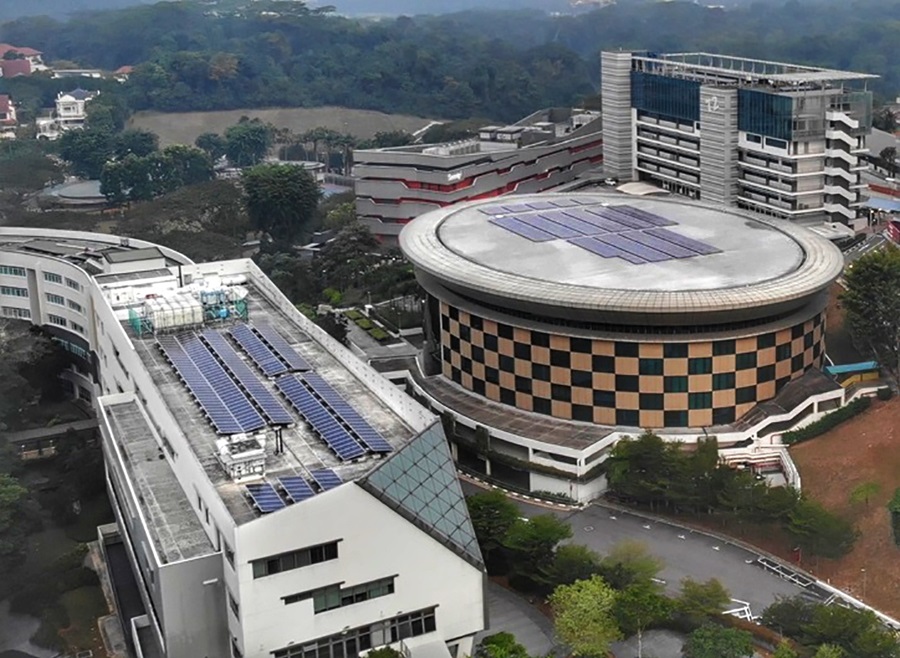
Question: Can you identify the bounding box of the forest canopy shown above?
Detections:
[0,0,897,123]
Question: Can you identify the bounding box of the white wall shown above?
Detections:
[234,483,485,658]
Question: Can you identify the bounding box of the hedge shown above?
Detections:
[368,327,390,341]
[355,317,374,330]
[782,396,871,445]
[344,309,364,321]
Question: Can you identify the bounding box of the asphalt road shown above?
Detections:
[462,482,805,618]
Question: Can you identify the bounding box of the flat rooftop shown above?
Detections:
[135,285,416,525]
[401,193,843,318]
[636,52,878,84]
[104,400,214,563]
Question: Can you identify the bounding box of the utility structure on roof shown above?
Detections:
[601,51,876,226]
[0,228,485,658]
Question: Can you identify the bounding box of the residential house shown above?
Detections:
[0,59,32,78]
[0,95,17,139]
[37,88,100,140]
[0,44,46,71]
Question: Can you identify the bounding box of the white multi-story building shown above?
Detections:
[0,229,485,658]
[601,51,876,225]
[37,88,100,140]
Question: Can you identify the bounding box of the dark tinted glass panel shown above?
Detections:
[532,331,550,347]
[593,355,615,373]
[533,364,550,381]
[640,393,664,410]
[664,376,688,393]
[688,358,712,374]
[616,375,639,392]
[594,390,615,407]
[550,350,570,368]
[713,340,735,356]
[551,384,571,402]
[615,342,639,358]
[757,333,776,349]
[616,409,639,426]
[498,324,514,339]
[571,370,592,387]
[736,353,757,370]
[664,343,688,358]
[571,337,592,353]
[484,334,498,352]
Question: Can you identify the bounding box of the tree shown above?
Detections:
[475,632,529,658]
[504,514,572,590]
[366,648,404,658]
[84,93,129,132]
[849,481,882,508]
[599,539,663,589]
[549,575,620,657]
[541,543,601,590]
[606,431,682,510]
[762,596,818,642]
[813,646,845,658]
[683,624,754,658]
[773,641,800,658]
[314,312,349,346]
[786,498,858,560]
[0,473,32,573]
[613,583,673,658]
[195,132,227,161]
[114,128,158,158]
[465,490,519,566]
[873,109,897,133]
[317,223,380,291]
[160,144,214,187]
[879,146,898,176]
[242,163,321,244]
[842,246,900,387]
[676,578,731,625]
[58,127,113,178]
[324,201,357,230]
[225,118,272,167]
[371,130,415,148]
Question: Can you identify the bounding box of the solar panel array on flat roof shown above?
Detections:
[157,334,265,435]
[310,468,343,491]
[201,329,294,426]
[484,202,720,265]
[179,334,267,432]
[300,372,393,454]
[278,475,316,503]
[275,375,366,461]
[252,324,311,372]
[229,324,287,377]
[246,482,286,513]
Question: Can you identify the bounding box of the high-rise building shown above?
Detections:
[601,51,876,224]
[0,229,485,658]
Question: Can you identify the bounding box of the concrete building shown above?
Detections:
[37,88,100,140]
[0,229,485,658]
[400,193,848,501]
[0,94,17,138]
[601,51,876,225]
[353,108,603,242]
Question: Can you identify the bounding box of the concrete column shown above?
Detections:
[601,51,635,182]
[699,86,739,205]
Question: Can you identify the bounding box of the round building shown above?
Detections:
[401,193,845,498]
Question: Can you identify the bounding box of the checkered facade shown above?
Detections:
[439,301,826,428]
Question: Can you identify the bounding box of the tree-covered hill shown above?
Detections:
[1,0,897,123]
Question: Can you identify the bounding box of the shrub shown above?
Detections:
[344,309,364,321]
[876,387,893,401]
[355,317,374,330]
[782,397,870,445]
[368,327,390,341]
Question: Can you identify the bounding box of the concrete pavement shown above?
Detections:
[480,582,561,657]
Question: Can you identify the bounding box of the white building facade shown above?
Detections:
[0,229,485,658]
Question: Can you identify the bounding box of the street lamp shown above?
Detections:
[861,568,867,599]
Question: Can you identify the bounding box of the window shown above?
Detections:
[594,390,615,407]
[499,355,514,372]
[572,405,592,422]
[712,373,735,390]
[592,355,615,373]
[483,334,498,352]
[251,541,339,579]
[615,342,639,358]
[736,386,756,404]
[43,272,62,284]
[67,299,83,314]
[712,407,735,424]
[0,266,25,277]
[735,352,757,370]
[532,331,550,347]
[65,278,81,291]
[47,314,67,327]
[70,321,85,335]
[791,324,804,339]
[532,364,550,381]
[228,590,240,617]
[757,333,776,349]
[776,344,792,361]
[616,375,639,392]
[664,343,688,358]
[712,340,735,356]
[639,358,663,375]
[1,286,28,297]
[550,350,570,368]
[664,410,689,427]
[497,323,513,339]
[570,337,591,353]
[1,306,30,319]
[664,376,688,393]
[485,367,499,385]
[688,358,712,374]
[46,293,65,305]
[571,370,592,387]
[551,384,571,402]
[640,393,664,410]
[513,342,531,360]
[616,409,639,426]
[689,392,712,409]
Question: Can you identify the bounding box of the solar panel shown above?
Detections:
[646,228,721,255]
[586,207,652,230]
[525,200,559,211]
[246,482,286,513]
[568,237,646,264]
[489,216,556,241]
[560,208,629,233]
[252,324,311,372]
[615,205,677,227]
[157,335,258,435]
[229,324,287,377]
[178,334,267,431]
[201,330,294,425]
[275,375,366,461]
[310,468,343,491]
[300,372,393,454]
[599,234,671,262]
[537,211,602,236]
[514,214,582,239]
[278,475,316,503]
[623,230,696,258]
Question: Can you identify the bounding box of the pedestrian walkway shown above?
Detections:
[478,582,562,657]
